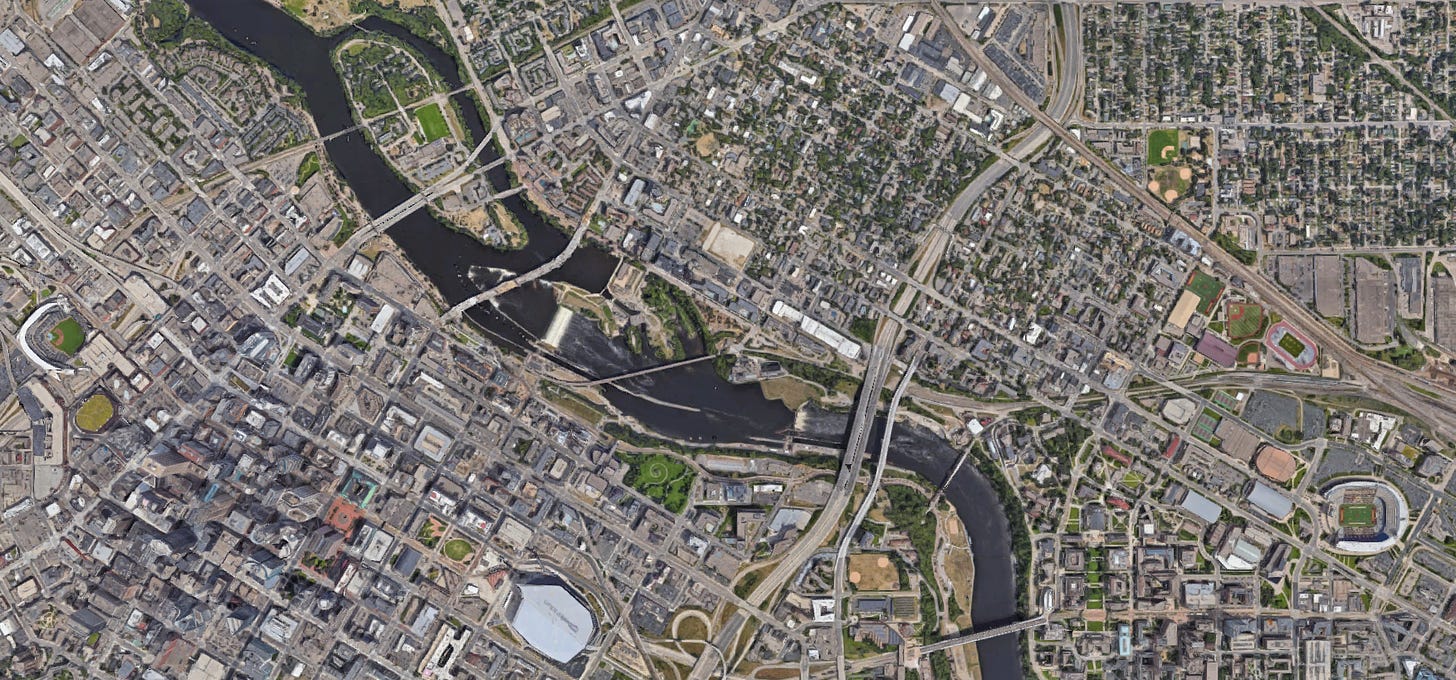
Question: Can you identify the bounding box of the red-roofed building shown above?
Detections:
[1194,331,1238,368]
[1108,497,1131,510]
[1102,444,1131,466]
[484,567,510,591]
[1162,435,1182,460]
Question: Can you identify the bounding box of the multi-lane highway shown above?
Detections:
[896,5,1082,319]
[685,324,901,680]
[832,350,921,680]
[926,0,1456,445]
[746,334,900,605]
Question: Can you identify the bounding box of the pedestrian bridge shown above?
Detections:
[548,354,715,387]
[918,614,1050,653]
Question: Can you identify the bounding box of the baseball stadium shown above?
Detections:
[17,298,86,374]
[1321,479,1408,554]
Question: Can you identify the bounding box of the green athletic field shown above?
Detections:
[1339,503,1376,528]
[414,103,451,142]
[1227,302,1265,339]
[1185,271,1225,315]
[74,394,114,432]
[1278,332,1307,357]
[1147,129,1179,166]
[48,317,84,355]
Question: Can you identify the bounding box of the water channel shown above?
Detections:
[181,1,1025,674]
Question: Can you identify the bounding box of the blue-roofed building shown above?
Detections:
[1180,490,1222,524]
[1247,481,1295,520]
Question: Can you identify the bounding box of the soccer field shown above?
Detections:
[1278,332,1307,357]
[414,103,451,142]
[1185,271,1225,315]
[1339,503,1376,528]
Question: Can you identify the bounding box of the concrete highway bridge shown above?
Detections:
[340,155,516,252]
[440,218,588,320]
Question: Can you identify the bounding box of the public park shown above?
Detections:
[74,394,116,433]
[1147,128,1180,165]
[619,452,695,513]
[441,537,477,563]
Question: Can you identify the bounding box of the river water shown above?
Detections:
[798,409,1024,677]
[181,1,1022,674]
[185,0,793,443]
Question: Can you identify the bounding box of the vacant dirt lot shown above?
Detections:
[700,222,757,271]
[283,0,434,34]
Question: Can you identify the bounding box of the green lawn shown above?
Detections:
[48,317,85,355]
[842,631,888,659]
[1184,271,1225,315]
[619,452,695,513]
[74,394,114,432]
[1147,129,1179,166]
[539,382,606,425]
[1277,332,1307,357]
[296,151,321,187]
[414,102,451,142]
[441,538,475,561]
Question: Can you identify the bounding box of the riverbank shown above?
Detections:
[177,16,1023,679]
[795,406,1025,679]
